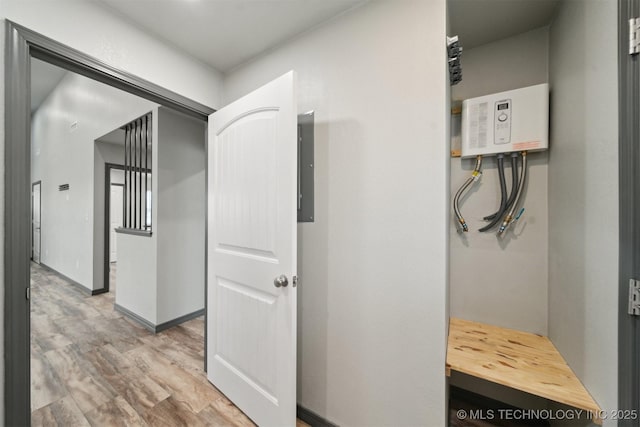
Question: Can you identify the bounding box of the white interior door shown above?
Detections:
[207,71,297,426]
[32,182,41,264]
[110,185,124,263]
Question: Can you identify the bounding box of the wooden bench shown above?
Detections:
[446,317,602,425]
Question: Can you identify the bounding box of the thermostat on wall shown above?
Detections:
[461,83,549,158]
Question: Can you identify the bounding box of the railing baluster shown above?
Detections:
[121,113,152,233]
[124,125,129,228]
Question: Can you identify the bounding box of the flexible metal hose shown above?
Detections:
[499,151,528,235]
[479,154,507,232]
[453,156,482,232]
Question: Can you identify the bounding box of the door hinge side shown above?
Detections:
[630,18,640,55]
[26,287,30,301]
[628,279,640,315]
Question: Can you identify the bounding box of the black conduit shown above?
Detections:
[499,151,528,235]
[479,153,507,232]
[484,152,519,221]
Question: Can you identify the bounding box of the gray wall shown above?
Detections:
[223,1,449,425]
[449,26,550,335]
[156,107,205,324]
[30,72,156,291]
[548,0,618,423]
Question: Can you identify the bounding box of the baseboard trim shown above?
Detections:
[114,304,204,334]
[155,309,205,333]
[297,405,339,427]
[114,303,156,332]
[39,262,93,295]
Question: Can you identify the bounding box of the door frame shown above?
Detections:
[4,20,214,425]
[103,163,124,293]
[619,0,639,423]
[31,180,41,263]
[109,183,125,263]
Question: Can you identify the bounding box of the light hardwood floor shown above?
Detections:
[30,262,307,426]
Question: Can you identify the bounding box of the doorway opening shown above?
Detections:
[6,20,215,425]
[104,164,124,295]
[26,43,231,426]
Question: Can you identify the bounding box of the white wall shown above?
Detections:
[223,1,449,425]
[548,0,618,423]
[449,27,550,334]
[116,232,158,322]
[111,168,125,185]
[31,72,156,291]
[115,108,159,324]
[115,107,205,326]
[156,107,205,324]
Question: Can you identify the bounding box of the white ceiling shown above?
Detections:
[96,127,126,146]
[96,0,367,72]
[449,0,560,50]
[31,58,68,112]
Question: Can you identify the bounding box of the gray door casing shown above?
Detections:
[619,0,640,424]
[103,163,125,294]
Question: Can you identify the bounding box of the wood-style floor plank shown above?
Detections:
[31,396,91,427]
[30,262,271,426]
[31,350,67,412]
[85,395,149,427]
[126,345,225,414]
[44,345,117,413]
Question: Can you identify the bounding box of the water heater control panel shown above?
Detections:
[461,83,548,158]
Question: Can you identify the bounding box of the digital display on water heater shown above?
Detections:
[498,103,509,110]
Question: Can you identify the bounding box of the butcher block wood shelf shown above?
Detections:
[446,317,602,425]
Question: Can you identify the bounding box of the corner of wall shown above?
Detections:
[547,0,618,419]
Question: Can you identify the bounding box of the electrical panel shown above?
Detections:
[461,83,549,158]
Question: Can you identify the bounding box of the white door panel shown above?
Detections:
[207,71,297,426]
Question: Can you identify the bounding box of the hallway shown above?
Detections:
[30,262,255,426]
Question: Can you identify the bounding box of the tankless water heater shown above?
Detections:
[461,83,549,158]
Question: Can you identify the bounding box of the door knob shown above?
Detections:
[274,275,288,288]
